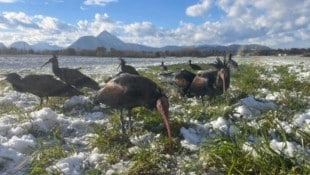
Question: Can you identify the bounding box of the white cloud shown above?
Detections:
[124,22,157,36]
[0,0,18,3]
[77,13,119,36]
[0,1,310,49]
[84,0,117,6]
[3,11,32,24]
[186,0,213,17]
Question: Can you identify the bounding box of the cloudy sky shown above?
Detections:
[0,0,309,49]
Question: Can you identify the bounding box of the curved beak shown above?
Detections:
[219,69,226,93]
[117,63,121,70]
[156,96,173,151]
[40,59,51,70]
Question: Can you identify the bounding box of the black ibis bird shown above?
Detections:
[209,53,238,71]
[41,55,100,90]
[187,57,231,103]
[188,60,202,70]
[118,57,139,75]
[93,73,172,149]
[5,73,83,105]
[161,61,168,71]
[226,53,239,71]
[173,69,196,96]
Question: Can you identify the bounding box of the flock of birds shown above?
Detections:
[4,54,238,150]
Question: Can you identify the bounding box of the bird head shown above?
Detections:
[5,73,21,83]
[227,53,239,71]
[116,57,125,70]
[40,55,58,69]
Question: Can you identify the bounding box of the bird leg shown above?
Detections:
[128,109,133,131]
[200,96,205,106]
[156,96,173,151]
[40,97,43,106]
[120,109,126,134]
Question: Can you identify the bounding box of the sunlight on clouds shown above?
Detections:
[186,0,213,17]
[84,0,117,6]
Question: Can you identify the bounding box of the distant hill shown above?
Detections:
[10,41,32,50]
[0,42,6,49]
[9,41,62,51]
[2,31,271,53]
[31,42,63,51]
[69,31,157,51]
[69,31,271,52]
[197,44,271,52]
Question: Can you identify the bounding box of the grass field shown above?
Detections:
[0,57,309,174]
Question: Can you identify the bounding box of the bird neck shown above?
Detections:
[52,62,60,74]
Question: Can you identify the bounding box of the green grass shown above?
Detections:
[1,62,309,174]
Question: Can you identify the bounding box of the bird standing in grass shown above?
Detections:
[118,57,139,75]
[173,69,196,96]
[5,73,83,105]
[188,60,202,70]
[161,61,168,71]
[94,73,172,150]
[41,55,100,90]
[187,57,231,104]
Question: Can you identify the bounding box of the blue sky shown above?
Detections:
[0,0,309,49]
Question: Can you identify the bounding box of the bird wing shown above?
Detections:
[60,68,99,90]
[22,75,80,97]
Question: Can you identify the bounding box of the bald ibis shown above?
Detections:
[161,61,168,71]
[187,57,231,103]
[93,73,172,149]
[5,73,83,105]
[173,69,196,96]
[226,53,239,71]
[41,55,100,90]
[118,57,139,75]
[188,60,202,70]
[209,53,238,71]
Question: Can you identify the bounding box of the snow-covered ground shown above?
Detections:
[0,55,309,174]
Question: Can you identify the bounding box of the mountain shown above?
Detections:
[4,31,271,53]
[69,31,157,51]
[0,42,6,49]
[69,31,271,52]
[31,42,63,51]
[9,41,62,51]
[10,41,31,50]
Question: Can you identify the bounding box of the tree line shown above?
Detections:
[1,46,310,57]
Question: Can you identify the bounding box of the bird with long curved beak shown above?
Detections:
[94,73,172,150]
[40,55,57,69]
[41,55,100,90]
[117,57,139,75]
